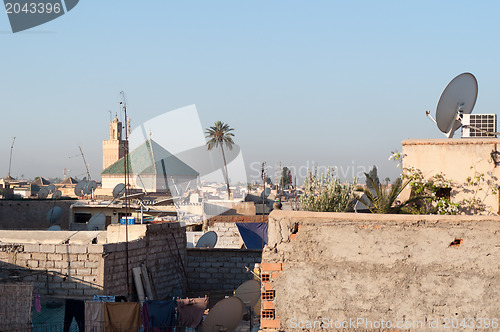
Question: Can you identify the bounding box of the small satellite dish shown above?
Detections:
[46,206,62,223]
[38,187,49,199]
[112,183,126,199]
[87,212,106,231]
[196,231,218,248]
[47,225,61,231]
[84,180,97,195]
[261,187,271,198]
[74,180,87,197]
[234,279,261,308]
[47,184,56,194]
[52,190,62,199]
[202,296,244,332]
[434,73,478,138]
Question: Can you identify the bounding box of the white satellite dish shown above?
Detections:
[234,279,261,308]
[38,187,49,199]
[87,212,106,231]
[427,73,478,138]
[112,183,126,199]
[47,225,61,231]
[196,231,218,248]
[202,296,244,332]
[46,206,62,223]
[74,180,87,197]
[52,190,62,199]
[47,184,56,194]
[84,180,97,195]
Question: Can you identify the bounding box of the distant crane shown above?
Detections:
[8,137,15,178]
[69,146,91,180]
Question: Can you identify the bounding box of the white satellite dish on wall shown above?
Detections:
[52,190,62,199]
[87,212,106,231]
[202,296,244,332]
[38,187,49,199]
[196,231,218,248]
[84,180,97,195]
[74,180,87,197]
[426,73,478,138]
[47,184,56,194]
[112,183,126,199]
[46,206,62,223]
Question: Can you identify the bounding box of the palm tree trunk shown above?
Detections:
[220,145,231,199]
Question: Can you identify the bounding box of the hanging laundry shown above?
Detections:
[93,295,116,302]
[142,301,151,332]
[85,301,104,332]
[177,297,209,328]
[146,299,176,332]
[63,299,85,332]
[35,294,41,313]
[104,302,141,332]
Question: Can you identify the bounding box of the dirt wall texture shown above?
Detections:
[261,210,500,331]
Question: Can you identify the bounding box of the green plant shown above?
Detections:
[205,121,235,198]
[300,168,357,212]
[359,166,425,214]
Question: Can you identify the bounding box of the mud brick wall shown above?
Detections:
[103,222,187,299]
[260,210,500,331]
[185,248,262,292]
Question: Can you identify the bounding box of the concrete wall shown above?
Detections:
[185,248,261,293]
[0,200,74,230]
[402,138,500,214]
[0,222,187,300]
[260,210,500,331]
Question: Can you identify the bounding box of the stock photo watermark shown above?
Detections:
[3,0,79,33]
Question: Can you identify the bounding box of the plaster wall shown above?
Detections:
[402,138,500,214]
[260,210,500,331]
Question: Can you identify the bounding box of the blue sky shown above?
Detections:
[0,1,499,183]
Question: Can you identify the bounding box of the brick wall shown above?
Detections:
[0,222,187,300]
[103,222,187,299]
[0,242,104,298]
[206,216,268,249]
[185,248,261,293]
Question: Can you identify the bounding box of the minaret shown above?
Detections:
[102,116,127,170]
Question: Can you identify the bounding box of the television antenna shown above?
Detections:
[426,73,478,138]
[7,137,15,178]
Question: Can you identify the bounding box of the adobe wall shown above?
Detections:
[0,222,187,300]
[0,200,74,230]
[260,210,500,331]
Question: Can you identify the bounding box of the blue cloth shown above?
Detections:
[93,295,115,302]
[147,299,176,330]
[236,222,268,249]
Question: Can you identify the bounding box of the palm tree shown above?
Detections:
[359,166,425,214]
[205,121,235,198]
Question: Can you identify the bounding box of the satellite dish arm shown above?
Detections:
[425,111,437,125]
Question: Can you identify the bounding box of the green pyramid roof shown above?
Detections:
[101,139,199,177]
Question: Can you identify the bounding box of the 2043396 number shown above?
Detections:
[5,2,61,14]
[443,318,499,329]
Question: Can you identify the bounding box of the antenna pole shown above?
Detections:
[8,137,15,178]
[120,90,131,299]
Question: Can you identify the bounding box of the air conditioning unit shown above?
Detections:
[462,114,497,138]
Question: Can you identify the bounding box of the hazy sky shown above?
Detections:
[0,1,499,183]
